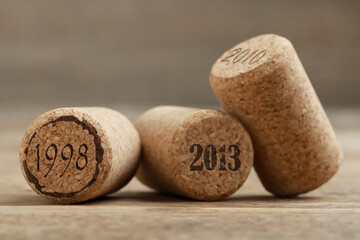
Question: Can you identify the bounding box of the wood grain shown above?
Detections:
[0,108,359,239]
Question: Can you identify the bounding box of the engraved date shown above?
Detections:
[221,48,266,65]
[189,144,241,171]
[33,143,88,177]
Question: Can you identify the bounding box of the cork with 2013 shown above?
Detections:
[19,34,343,203]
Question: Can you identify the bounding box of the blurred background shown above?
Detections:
[0,0,359,121]
[1,2,360,238]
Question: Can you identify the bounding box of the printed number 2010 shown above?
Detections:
[189,144,241,171]
[221,48,266,65]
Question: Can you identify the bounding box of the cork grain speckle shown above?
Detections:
[135,106,254,200]
[19,107,140,203]
[210,34,343,197]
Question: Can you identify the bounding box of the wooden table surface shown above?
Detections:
[0,107,359,240]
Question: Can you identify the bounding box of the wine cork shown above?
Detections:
[19,107,140,203]
[210,34,343,197]
[135,106,253,200]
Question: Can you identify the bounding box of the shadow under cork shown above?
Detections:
[222,194,330,208]
[0,191,328,208]
[0,193,56,206]
[83,191,328,209]
[0,191,188,206]
[83,191,192,206]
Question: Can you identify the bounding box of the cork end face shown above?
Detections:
[211,34,292,80]
[19,108,110,203]
[171,110,254,200]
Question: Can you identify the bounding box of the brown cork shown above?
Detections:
[210,34,343,197]
[135,106,254,200]
[19,107,140,203]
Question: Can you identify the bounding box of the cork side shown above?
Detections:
[19,108,111,203]
[135,106,197,193]
[209,34,343,196]
[81,107,141,196]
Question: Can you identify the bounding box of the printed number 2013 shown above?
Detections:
[189,144,241,171]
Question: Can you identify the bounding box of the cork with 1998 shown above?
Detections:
[19,107,140,203]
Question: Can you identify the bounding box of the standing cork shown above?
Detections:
[19,107,140,203]
[210,34,343,197]
[135,106,253,200]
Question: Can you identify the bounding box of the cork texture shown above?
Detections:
[19,107,140,203]
[135,106,254,200]
[210,34,343,196]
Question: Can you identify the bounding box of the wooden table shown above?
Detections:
[0,107,359,239]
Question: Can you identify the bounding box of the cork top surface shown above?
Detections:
[211,34,292,79]
[174,109,254,200]
[19,108,110,202]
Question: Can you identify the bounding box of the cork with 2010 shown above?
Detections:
[19,34,343,203]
